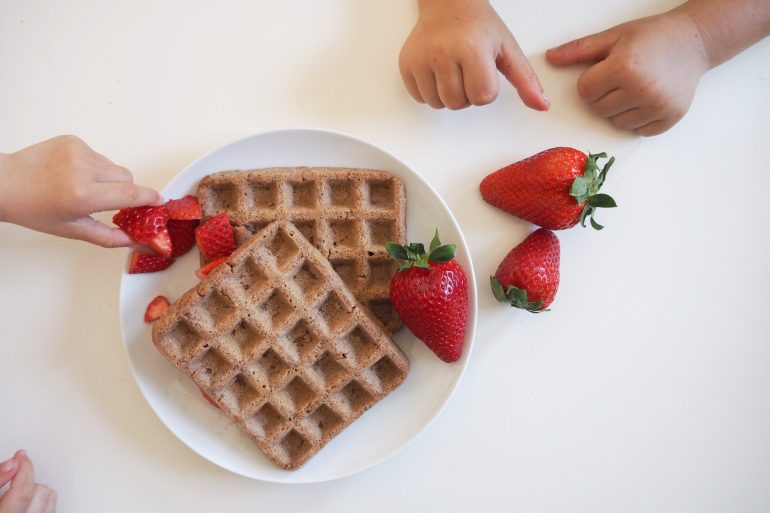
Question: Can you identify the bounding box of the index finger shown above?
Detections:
[88,181,163,212]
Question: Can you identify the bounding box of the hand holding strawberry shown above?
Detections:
[387,230,469,363]
[491,228,560,312]
[480,147,617,230]
[0,135,161,247]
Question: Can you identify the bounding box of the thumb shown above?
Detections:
[546,30,618,66]
[497,38,550,111]
[0,452,20,488]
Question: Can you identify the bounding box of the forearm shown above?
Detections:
[417,0,489,11]
[0,152,12,223]
[674,0,770,68]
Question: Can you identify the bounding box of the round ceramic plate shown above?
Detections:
[119,128,478,483]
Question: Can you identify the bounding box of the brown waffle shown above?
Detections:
[152,220,410,470]
[197,167,406,333]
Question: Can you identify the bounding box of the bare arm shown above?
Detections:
[676,0,770,68]
[546,0,770,136]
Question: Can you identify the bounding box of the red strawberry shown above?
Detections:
[480,147,617,230]
[166,195,202,220]
[195,212,236,261]
[144,295,170,322]
[128,252,175,274]
[491,228,560,312]
[195,256,228,279]
[387,230,468,363]
[168,219,199,257]
[113,206,173,257]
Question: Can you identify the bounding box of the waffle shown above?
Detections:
[152,220,410,470]
[197,167,406,333]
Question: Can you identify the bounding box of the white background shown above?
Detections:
[1,0,769,512]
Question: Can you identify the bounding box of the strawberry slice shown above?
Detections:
[195,256,228,279]
[128,252,175,274]
[166,195,202,220]
[195,212,236,261]
[144,295,170,322]
[168,219,199,257]
[113,206,172,257]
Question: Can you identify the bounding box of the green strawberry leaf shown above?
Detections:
[588,193,617,208]
[429,243,456,263]
[429,229,441,253]
[386,242,408,260]
[490,276,507,302]
[598,156,615,186]
[408,242,426,256]
[491,282,547,313]
[569,152,618,230]
[579,205,592,227]
[570,177,590,203]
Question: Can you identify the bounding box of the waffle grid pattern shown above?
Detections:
[197,167,406,333]
[153,221,409,470]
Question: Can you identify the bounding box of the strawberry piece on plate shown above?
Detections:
[128,252,175,274]
[168,219,199,257]
[195,256,228,279]
[195,212,236,261]
[144,295,170,323]
[166,195,202,221]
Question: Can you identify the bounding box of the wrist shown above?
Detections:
[0,152,10,222]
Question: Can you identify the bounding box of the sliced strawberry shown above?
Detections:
[144,295,170,322]
[195,212,236,261]
[168,219,199,257]
[195,256,228,279]
[166,195,202,220]
[128,252,175,274]
[113,206,172,257]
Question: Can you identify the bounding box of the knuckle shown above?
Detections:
[469,85,498,106]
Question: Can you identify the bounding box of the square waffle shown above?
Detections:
[152,220,410,470]
[197,167,406,333]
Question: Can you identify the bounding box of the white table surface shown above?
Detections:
[1,1,769,512]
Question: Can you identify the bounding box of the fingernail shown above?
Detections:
[0,457,17,473]
[541,91,551,106]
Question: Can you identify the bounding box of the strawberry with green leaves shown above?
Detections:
[387,230,468,363]
[491,228,560,312]
[480,147,617,230]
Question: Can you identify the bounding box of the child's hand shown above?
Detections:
[0,135,161,247]
[546,11,709,136]
[399,0,549,111]
[0,450,57,513]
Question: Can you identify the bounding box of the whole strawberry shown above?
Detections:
[387,230,468,363]
[480,147,617,230]
[491,228,560,312]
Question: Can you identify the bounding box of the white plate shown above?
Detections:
[119,128,478,483]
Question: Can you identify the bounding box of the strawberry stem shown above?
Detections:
[387,229,456,271]
[490,276,547,313]
[569,152,617,230]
